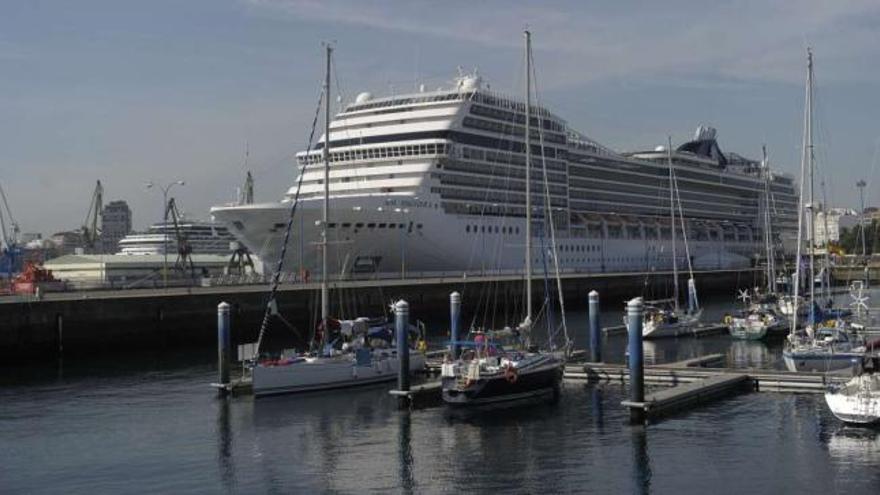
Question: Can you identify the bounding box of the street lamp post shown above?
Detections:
[857,179,867,259]
[146,180,185,288]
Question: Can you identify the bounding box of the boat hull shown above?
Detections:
[441,358,563,407]
[642,310,702,339]
[782,351,862,373]
[252,351,426,397]
[728,324,768,341]
[824,375,880,425]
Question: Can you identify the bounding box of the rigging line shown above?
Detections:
[253,87,326,358]
[671,161,695,277]
[530,45,569,350]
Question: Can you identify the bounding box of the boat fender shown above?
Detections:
[504,365,518,384]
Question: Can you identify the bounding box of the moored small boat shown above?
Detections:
[825,370,880,425]
[727,309,784,341]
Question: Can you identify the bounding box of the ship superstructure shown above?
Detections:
[117,220,236,256]
[211,74,798,278]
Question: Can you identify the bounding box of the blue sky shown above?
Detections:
[2,0,880,235]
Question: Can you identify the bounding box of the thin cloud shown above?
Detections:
[244,0,880,88]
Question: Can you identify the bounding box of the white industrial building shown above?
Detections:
[44,254,230,288]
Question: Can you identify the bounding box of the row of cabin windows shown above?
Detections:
[299,143,447,165]
[470,93,552,118]
[462,116,566,144]
[325,222,424,230]
[469,103,565,132]
[466,224,521,235]
[344,92,463,113]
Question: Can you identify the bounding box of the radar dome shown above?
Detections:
[458,76,482,91]
[355,92,373,104]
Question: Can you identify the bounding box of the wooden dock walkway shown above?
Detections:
[602,323,728,337]
[621,374,752,418]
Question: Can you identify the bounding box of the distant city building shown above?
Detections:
[814,208,855,246]
[100,200,132,254]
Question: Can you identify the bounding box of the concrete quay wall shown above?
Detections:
[0,269,755,360]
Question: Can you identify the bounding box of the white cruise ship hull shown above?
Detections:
[212,195,754,277]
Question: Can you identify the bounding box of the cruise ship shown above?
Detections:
[211,74,798,278]
[117,220,236,256]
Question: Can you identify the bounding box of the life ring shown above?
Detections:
[723,314,733,326]
[504,365,518,384]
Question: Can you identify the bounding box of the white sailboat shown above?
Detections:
[249,45,425,397]
[729,147,787,340]
[783,49,864,373]
[825,372,880,425]
[640,137,702,339]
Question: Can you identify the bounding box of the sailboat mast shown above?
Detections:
[321,44,332,343]
[668,136,679,312]
[524,30,533,325]
[791,49,811,335]
[806,49,815,311]
[821,180,830,301]
[763,146,776,293]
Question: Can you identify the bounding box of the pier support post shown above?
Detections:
[589,290,601,363]
[396,300,411,396]
[626,297,645,423]
[217,302,231,390]
[450,291,461,360]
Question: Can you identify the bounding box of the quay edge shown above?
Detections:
[0,269,758,361]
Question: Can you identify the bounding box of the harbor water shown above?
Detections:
[2,291,879,494]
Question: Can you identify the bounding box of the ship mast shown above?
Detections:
[668,136,680,312]
[321,44,332,346]
[524,30,533,327]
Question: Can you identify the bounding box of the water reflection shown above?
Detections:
[591,386,604,428]
[630,425,652,495]
[828,427,880,464]
[250,385,395,493]
[727,340,773,369]
[398,411,414,495]
[216,398,236,490]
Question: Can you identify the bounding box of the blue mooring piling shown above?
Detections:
[395,300,410,395]
[217,302,231,390]
[589,290,601,363]
[626,297,645,423]
[450,291,461,360]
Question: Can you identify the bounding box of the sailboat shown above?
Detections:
[249,45,426,397]
[441,31,568,408]
[639,137,702,339]
[825,370,880,425]
[783,49,865,373]
[729,147,786,340]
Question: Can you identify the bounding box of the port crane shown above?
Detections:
[164,197,196,280]
[80,180,103,251]
[228,171,255,275]
[0,182,22,277]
